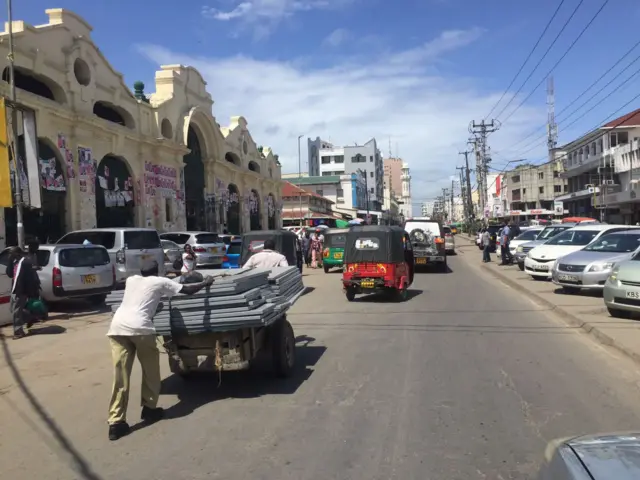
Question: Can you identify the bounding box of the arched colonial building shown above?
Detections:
[0,8,282,247]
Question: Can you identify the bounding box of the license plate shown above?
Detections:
[334,252,343,259]
[558,274,578,282]
[626,291,640,299]
[416,258,427,264]
[209,247,217,253]
[361,279,375,288]
[82,274,96,285]
[534,265,549,271]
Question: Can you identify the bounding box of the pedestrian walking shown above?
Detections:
[6,246,40,339]
[482,229,491,263]
[310,229,323,268]
[106,260,214,441]
[301,231,311,267]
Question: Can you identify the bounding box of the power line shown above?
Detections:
[505,38,640,153]
[494,0,585,121]
[484,0,567,120]
[499,0,611,126]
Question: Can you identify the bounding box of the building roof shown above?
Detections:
[602,108,640,128]
[281,182,334,203]
[289,175,342,185]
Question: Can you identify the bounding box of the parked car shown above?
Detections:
[218,234,242,252]
[514,224,584,271]
[442,226,455,254]
[551,229,640,293]
[604,254,640,318]
[159,231,226,268]
[57,228,165,287]
[508,228,543,265]
[37,244,114,305]
[161,239,182,274]
[222,239,242,268]
[524,225,633,280]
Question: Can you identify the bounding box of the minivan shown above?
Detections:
[57,228,165,287]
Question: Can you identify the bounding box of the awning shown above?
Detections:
[282,209,342,220]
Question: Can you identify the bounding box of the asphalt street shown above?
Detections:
[3,243,640,479]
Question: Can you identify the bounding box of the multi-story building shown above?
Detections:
[383,157,403,196]
[554,108,640,223]
[0,8,283,247]
[307,137,384,212]
[287,172,367,219]
[504,161,567,220]
[421,201,434,217]
[280,182,335,227]
[382,181,401,224]
[400,162,412,218]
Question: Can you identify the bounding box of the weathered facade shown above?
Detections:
[0,8,282,247]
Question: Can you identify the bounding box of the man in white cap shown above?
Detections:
[106,259,214,441]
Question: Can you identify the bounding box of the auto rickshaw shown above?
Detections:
[342,225,414,301]
[240,230,302,273]
[322,228,349,273]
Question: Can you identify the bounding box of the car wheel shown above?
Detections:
[346,288,356,301]
[88,294,107,306]
[518,263,525,271]
[607,307,632,319]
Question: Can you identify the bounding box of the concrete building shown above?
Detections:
[307,137,384,212]
[383,157,403,196]
[0,8,282,247]
[399,162,412,219]
[555,108,640,223]
[287,173,367,219]
[504,161,567,220]
[281,182,335,227]
[421,201,434,217]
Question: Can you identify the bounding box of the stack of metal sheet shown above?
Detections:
[104,267,304,335]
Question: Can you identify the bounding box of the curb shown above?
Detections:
[480,262,640,366]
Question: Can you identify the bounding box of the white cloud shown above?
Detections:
[322,28,351,48]
[202,0,354,38]
[136,28,546,210]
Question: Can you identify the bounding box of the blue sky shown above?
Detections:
[9,0,640,207]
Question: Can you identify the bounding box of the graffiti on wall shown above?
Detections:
[77,145,97,229]
[143,161,183,229]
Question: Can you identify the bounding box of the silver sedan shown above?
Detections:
[551,230,640,293]
[604,257,640,318]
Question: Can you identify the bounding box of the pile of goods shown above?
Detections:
[105,267,304,335]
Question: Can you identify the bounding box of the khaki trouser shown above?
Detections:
[108,335,161,425]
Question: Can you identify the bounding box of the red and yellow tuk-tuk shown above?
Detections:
[342,225,415,301]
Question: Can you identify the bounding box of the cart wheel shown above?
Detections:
[272,318,296,378]
[345,288,356,301]
[324,264,330,273]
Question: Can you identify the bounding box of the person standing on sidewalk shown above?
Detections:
[500,220,512,265]
[106,260,214,441]
[482,229,491,263]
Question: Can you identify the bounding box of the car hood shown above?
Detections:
[520,239,547,249]
[529,244,586,260]
[616,260,640,282]
[558,250,632,266]
[567,432,640,479]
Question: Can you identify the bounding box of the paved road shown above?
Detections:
[3,245,640,479]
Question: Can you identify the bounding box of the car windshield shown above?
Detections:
[545,229,599,246]
[583,233,640,253]
[515,230,540,241]
[124,231,161,250]
[537,227,567,240]
[227,242,242,255]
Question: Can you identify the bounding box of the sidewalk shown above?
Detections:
[456,235,640,365]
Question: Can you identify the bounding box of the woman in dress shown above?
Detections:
[310,229,323,268]
[181,244,197,275]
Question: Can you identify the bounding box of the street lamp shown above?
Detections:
[297,134,304,228]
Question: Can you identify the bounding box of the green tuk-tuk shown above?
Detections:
[322,228,350,273]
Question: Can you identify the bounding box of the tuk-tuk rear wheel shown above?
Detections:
[396,288,408,302]
[324,264,330,273]
[346,288,356,301]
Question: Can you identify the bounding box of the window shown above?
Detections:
[322,171,331,176]
[334,155,344,163]
[369,156,373,162]
[227,241,242,255]
[546,230,599,246]
[538,172,544,179]
[194,234,220,244]
[321,156,331,164]
[336,188,344,197]
[523,188,527,194]
[539,186,544,194]
[370,171,374,178]
[554,170,559,178]
[59,247,110,267]
[59,231,116,249]
[124,231,161,249]
[610,131,630,147]
[370,187,374,193]
[165,198,172,222]
[564,184,569,192]
[554,185,562,193]
[511,175,520,183]
[159,233,191,245]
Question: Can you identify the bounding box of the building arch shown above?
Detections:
[93,101,135,129]
[267,193,277,230]
[180,107,220,163]
[227,183,241,234]
[249,189,261,231]
[248,161,261,173]
[2,66,67,104]
[95,155,136,228]
[183,124,207,231]
[225,152,242,167]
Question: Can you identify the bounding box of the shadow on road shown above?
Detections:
[27,324,66,336]
[158,339,327,421]
[552,287,603,298]
[301,286,315,296]
[353,289,423,303]
[0,336,102,480]
[416,264,453,274]
[46,299,110,321]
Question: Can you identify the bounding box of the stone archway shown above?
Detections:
[95,155,135,228]
[225,152,242,167]
[183,125,206,231]
[267,193,276,230]
[4,137,69,245]
[227,184,241,234]
[249,189,261,231]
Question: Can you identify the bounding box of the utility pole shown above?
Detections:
[450,180,455,221]
[469,120,500,220]
[459,149,474,220]
[7,0,25,248]
[456,167,466,219]
[297,134,304,228]
[442,188,449,221]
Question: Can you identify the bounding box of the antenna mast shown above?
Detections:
[547,76,558,162]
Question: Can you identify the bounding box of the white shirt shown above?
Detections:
[181,253,196,274]
[107,275,183,336]
[243,250,289,269]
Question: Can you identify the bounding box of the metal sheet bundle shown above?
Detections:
[104,267,304,335]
